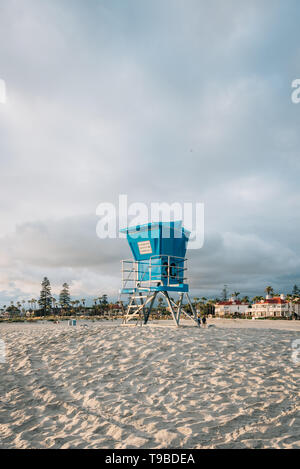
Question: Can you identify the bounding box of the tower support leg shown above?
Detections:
[161,291,179,327]
[181,293,200,327]
[143,291,158,324]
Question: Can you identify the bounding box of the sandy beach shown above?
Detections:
[0,319,299,449]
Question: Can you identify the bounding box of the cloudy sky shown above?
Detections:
[1,0,300,304]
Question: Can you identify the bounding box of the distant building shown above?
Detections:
[292,299,300,318]
[110,304,123,315]
[252,294,297,318]
[214,297,251,317]
[214,294,300,319]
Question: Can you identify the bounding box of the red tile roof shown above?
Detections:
[254,297,287,305]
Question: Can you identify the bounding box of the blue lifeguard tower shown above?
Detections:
[119,221,199,326]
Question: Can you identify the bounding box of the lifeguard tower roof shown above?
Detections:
[120,220,190,262]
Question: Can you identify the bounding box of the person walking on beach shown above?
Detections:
[202,315,207,327]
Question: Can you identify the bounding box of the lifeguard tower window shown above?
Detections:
[162,261,168,279]
[170,262,177,279]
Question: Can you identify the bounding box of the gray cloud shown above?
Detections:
[0,214,299,304]
[1,0,300,303]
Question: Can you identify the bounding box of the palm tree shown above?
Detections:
[264,286,273,296]
[93,299,98,315]
[207,299,215,316]
[158,297,164,317]
[193,297,199,308]
[233,292,240,299]
[241,296,249,304]
[70,300,76,314]
[81,299,86,315]
[16,302,22,316]
[252,295,264,303]
[98,297,105,315]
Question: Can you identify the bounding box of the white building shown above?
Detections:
[252,294,295,318]
[214,297,251,317]
[292,300,300,318]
